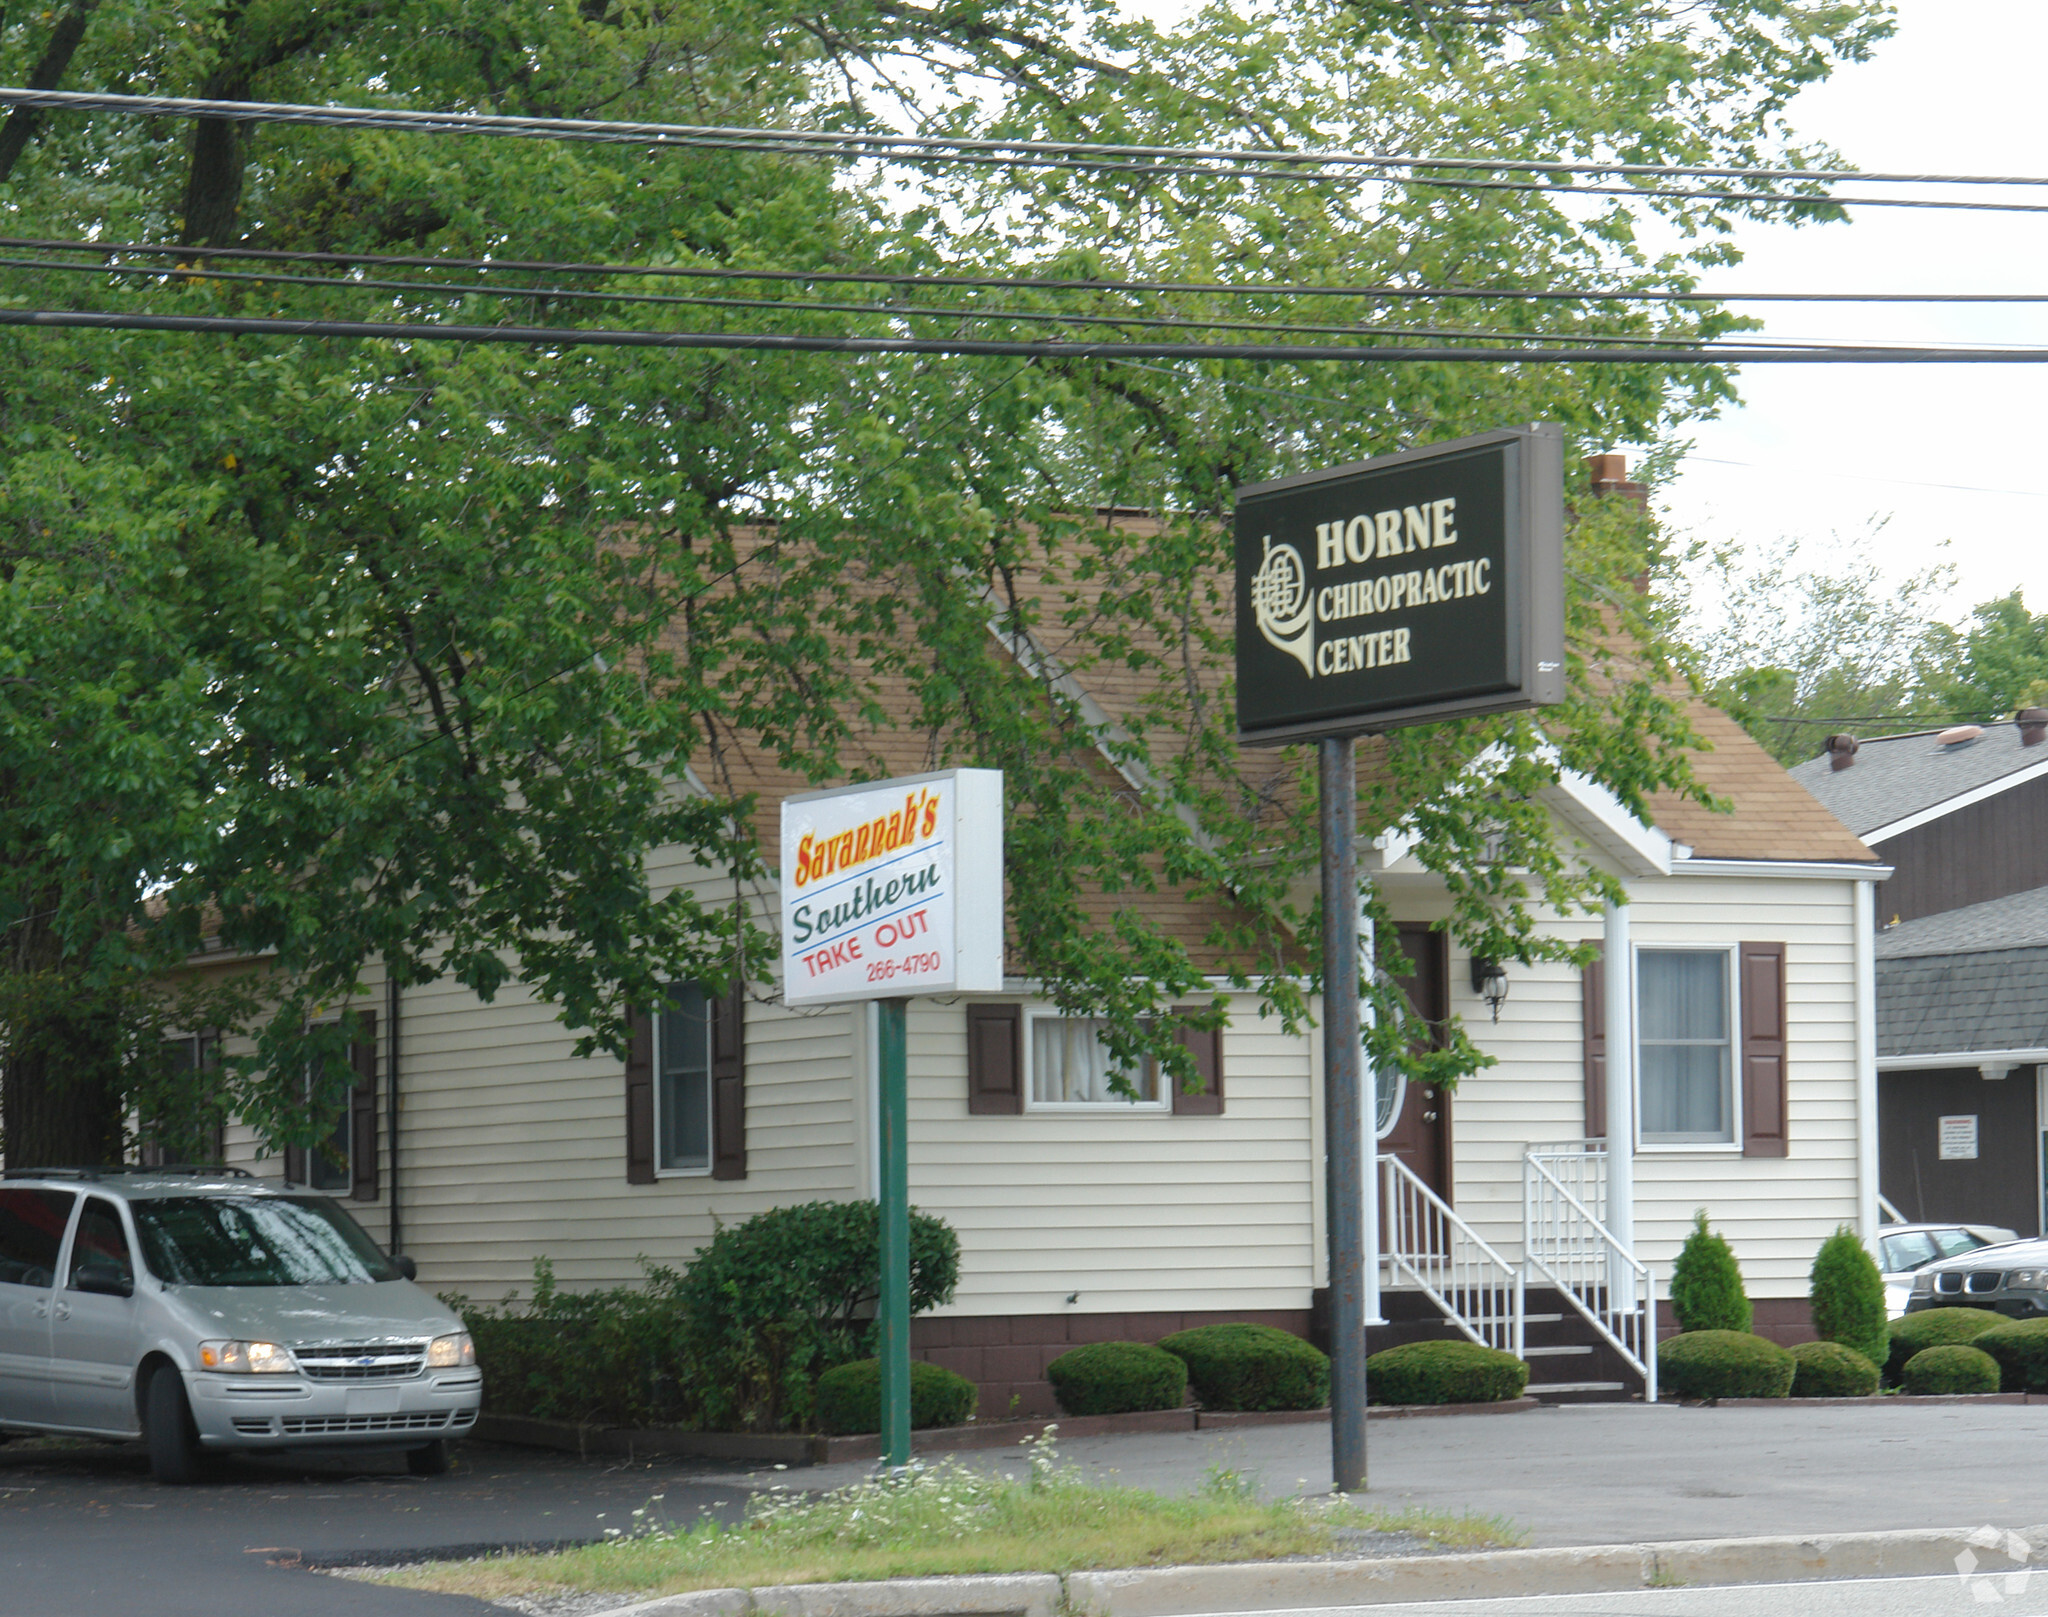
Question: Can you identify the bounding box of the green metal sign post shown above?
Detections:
[877,996,912,1467]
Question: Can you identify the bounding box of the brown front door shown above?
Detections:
[1379,922,1452,1249]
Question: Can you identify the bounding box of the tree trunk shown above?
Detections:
[0,0,98,184]
[1,1005,125,1170]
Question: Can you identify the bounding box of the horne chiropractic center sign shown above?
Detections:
[1235,426,1566,743]
[779,768,1004,1006]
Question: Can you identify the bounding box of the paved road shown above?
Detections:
[790,1402,2048,1546]
[0,1437,750,1617]
[1244,1571,2048,1615]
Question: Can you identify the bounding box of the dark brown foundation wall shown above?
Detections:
[912,1308,1315,1421]
[1656,1297,1816,1347]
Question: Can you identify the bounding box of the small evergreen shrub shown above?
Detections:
[1902,1344,2002,1396]
[1366,1340,1529,1406]
[1884,1308,2003,1384]
[1157,1323,1330,1411]
[1974,1317,2048,1392]
[1657,1330,1795,1400]
[1670,1210,1752,1334]
[812,1358,980,1435]
[1809,1227,1888,1369]
[672,1200,961,1432]
[1787,1340,1878,1398]
[1046,1341,1188,1416]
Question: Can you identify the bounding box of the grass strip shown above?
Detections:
[369,1433,1520,1604]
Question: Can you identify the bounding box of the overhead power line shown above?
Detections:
[6,305,2048,362]
[8,235,2048,305]
[4,87,2048,214]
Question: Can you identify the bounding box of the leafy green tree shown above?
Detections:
[1808,1225,1888,1369]
[1670,1209,1752,1334]
[0,0,1890,1160]
[1917,592,2048,721]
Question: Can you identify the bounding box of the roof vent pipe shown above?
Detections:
[1825,733,1859,770]
[2020,707,2048,746]
[1938,724,1985,747]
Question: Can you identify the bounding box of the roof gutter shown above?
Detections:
[1878,1047,2048,1074]
[1669,857,1893,881]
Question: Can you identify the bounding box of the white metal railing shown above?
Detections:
[1878,1191,1907,1224]
[1381,1153,1524,1357]
[1522,1143,1658,1402]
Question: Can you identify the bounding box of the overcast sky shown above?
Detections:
[1657,0,2048,624]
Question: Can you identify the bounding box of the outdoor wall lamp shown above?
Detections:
[1470,956,1509,1021]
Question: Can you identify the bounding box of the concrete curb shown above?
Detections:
[538,1524,2048,1617]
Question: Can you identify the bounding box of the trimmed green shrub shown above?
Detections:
[1157,1323,1330,1412]
[1809,1226,1888,1370]
[1902,1344,2001,1396]
[812,1358,980,1435]
[1046,1342,1189,1416]
[1670,1211,1752,1334]
[1884,1307,2003,1384]
[1366,1340,1529,1407]
[1787,1340,1878,1398]
[672,1200,960,1432]
[1974,1317,2048,1392]
[1657,1330,1796,1400]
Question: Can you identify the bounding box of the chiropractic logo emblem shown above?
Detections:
[1250,534,1314,676]
[1956,1526,2034,1602]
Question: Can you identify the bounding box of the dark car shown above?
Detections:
[1903,1233,2048,1318]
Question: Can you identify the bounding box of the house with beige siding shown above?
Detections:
[198,679,1885,1415]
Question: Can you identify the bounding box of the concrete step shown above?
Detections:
[1521,1344,1593,1358]
[1528,1380,1629,1405]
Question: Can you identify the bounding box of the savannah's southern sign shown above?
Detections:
[780,768,1004,1006]
[1235,426,1565,744]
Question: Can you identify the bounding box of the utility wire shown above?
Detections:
[8,235,2048,305]
[5,86,2047,191]
[6,305,2048,362]
[0,254,1803,349]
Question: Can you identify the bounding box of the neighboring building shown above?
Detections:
[1791,714,2048,1240]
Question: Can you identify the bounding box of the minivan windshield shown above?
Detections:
[131,1195,400,1287]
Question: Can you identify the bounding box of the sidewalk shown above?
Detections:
[707,1401,2048,1547]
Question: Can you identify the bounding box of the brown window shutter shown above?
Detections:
[1740,941,1788,1158]
[284,1142,307,1184]
[625,1007,656,1184]
[711,981,747,1181]
[1170,1005,1224,1115]
[966,1003,1022,1114]
[1582,947,1606,1140]
[349,1010,379,1201]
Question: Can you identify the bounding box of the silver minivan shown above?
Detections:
[0,1168,482,1482]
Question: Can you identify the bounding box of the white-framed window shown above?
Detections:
[302,1062,353,1191]
[1024,1011,1167,1110]
[1636,946,1738,1148]
[655,982,714,1173]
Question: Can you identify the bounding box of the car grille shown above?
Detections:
[281,1411,452,1435]
[1968,1271,2006,1294]
[293,1343,427,1381]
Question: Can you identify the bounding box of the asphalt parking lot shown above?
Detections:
[0,1436,751,1617]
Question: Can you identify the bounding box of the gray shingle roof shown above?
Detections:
[1877,947,2048,1057]
[1790,723,2048,838]
[1876,886,2048,960]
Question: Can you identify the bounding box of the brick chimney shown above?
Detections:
[1586,452,1650,508]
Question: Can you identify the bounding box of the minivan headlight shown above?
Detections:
[198,1339,297,1374]
[426,1331,476,1369]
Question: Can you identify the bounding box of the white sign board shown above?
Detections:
[1939,1114,1980,1161]
[780,769,1004,1006]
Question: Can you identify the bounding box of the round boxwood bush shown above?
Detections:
[1670,1211,1752,1335]
[1156,1323,1330,1412]
[1656,1330,1796,1400]
[1046,1341,1188,1416]
[1788,1340,1878,1398]
[1973,1317,2048,1392]
[1885,1307,2003,1384]
[813,1358,979,1435]
[1366,1339,1529,1407]
[1902,1344,2002,1396]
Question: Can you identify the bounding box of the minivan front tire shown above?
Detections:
[145,1367,205,1484]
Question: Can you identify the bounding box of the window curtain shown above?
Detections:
[1030,1017,1156,1103]
[1638,951,1730,1141]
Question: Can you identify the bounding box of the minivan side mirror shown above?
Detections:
[73,1262,134,1298]
[392,1254,418,1281]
